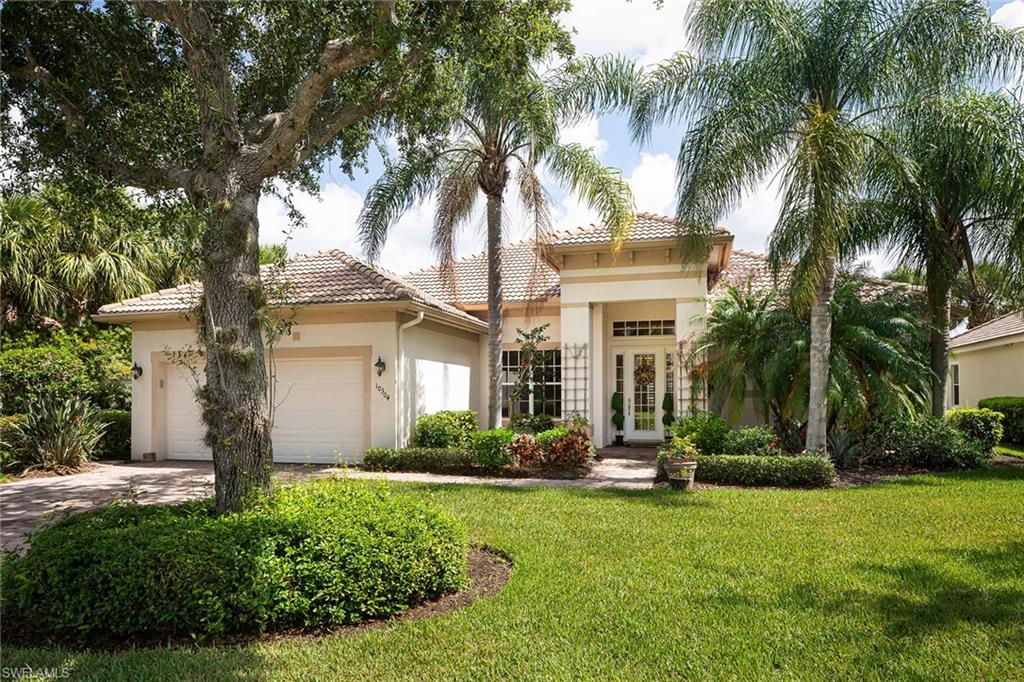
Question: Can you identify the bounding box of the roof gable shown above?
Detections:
[950,310,1024,348]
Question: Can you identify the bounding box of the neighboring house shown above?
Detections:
[97,212,913,462]
[946,311,1024,409]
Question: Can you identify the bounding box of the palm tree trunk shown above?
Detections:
[192,177,273,514]
[485,192,504,429]
[805,260,835,456]
[927,268,952,418]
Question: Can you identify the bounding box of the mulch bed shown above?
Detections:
[831,464,930,487]
[3,545,512,652]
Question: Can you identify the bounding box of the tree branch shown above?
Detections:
[5,45,83,133]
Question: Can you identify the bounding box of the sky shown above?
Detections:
[258,0,1024,277]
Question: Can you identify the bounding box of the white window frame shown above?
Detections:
[500,348,562,419]
[950,363,961,407]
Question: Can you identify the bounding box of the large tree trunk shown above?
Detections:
[805,260,836,456]
[194,178,273,514]
[485,192,504,429]
[927,267,952,418]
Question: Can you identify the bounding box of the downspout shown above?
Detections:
[397,311,425,447]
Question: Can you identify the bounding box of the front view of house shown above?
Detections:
[97,212,902,463]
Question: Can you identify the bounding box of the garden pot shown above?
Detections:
[614,434,624,447]
[665,458,697,490]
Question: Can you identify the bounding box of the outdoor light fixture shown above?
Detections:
[375,356,386,377]
[131,362,143,380]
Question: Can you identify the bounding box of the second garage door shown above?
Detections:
[165,356,366,463]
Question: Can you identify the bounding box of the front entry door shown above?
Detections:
[625,350,663,441]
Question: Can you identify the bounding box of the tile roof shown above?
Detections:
[950,310,1024,348]
[711,249,921,301]
[96,250,484,326]
[404,241,560,306]
[551,212,730,246]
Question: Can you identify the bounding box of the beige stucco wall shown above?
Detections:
[947,335,1024,408]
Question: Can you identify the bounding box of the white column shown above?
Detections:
[590,303,606,446]
[559,303,592,425]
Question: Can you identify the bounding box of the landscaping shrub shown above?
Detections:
[978,397,1024,444]
[0,414,27,472]
[946,408,1004,453]
[0,347,92,416]
[540,425,593,468]
[12,398,106,471]
[95,408,131,461]
[509,433,545,467]
[859,416,988,470]
[510,412,555,434]
[362,447,476,473]
[1,479,468,644]
[695,454,836,488]
[731,426,782,456]
[536,426,569,452]
[672,412,736,455]
[469,428,515,467]
[411,410,477,448]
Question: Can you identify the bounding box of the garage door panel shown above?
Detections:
[164,356,366,463]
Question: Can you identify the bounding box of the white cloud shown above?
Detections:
[560,0,692,65]
[558,115,609,155]
[626,152,677,215]
[993,1,1024,29]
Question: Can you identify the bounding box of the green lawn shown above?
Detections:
[996,443,1024,458]
[7,468,1024,680]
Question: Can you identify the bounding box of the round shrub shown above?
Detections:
[95,408,132,460]
[0,347,92,416]
[1,479,468,644]
[731,426,781,455]
[412,410,478,448]
[977,397,1024,444]
[945,408,1004,453]
[539,425,594,468]
[672,412,736,455]
[469,428,515,467]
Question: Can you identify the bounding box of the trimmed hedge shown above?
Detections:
[363,447,476,473]
[411,410,477,448]
[978,397,1024,445]
[946,408,1004,453]
[1,479,468,644]
[96,409,131,461]
[469,428,515,467]
[860,417,988,470]
[695,454,836,488]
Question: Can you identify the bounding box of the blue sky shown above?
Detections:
[259,0,1024,276]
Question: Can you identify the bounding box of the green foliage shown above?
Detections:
[860,417,989,470]
[732,427,782,456]
[469,428,515,467]
[12,398,106,471]
[0,414,27,471]
[0,347,92,416]
[672,412,735,456]
[661,393,674,428]
[510,412,555,434]
[258,243,288,265]
[946,408,1004,453]
[95,409,131,461]
[978,397,1024,444]
[657,435,698,462]
[411,410,477,448]
[694,455,836,488]
[535,425,593,468]
[509,433,545,467]
[363,448,477,474]
[610,392,625,431]
[1,479,467,644]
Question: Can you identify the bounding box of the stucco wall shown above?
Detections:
[948,336,1024,408]
[128,317,402,460]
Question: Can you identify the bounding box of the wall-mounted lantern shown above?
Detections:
[131,362,143,380]
[374,356,386,377]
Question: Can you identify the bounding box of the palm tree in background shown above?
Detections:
[865,91,1024,416]
[628,0,1019,454]
[358,66,635,429]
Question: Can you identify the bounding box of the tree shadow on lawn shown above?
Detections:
[832,464,1024,493]
[397,480,715,509]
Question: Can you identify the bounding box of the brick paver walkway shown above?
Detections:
[0,448,657,549]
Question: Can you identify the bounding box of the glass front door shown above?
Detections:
[625,350,663,441]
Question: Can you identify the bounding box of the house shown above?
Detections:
[946,311,1024,409]
[96,212,910,463]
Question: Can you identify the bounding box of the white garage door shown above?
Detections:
[164,357,366,464]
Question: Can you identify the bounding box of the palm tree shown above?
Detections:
[865,91,1024,415]
[630,0,1017,454]
[358,67,635,428]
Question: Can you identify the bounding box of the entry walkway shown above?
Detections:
[0,448,658,549]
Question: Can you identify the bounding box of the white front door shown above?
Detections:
[624,349,664,441]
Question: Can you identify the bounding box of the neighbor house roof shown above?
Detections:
[950,310,1024,349]
[550,211,730,247]
[711,249,921,301]
[95,250,485,327]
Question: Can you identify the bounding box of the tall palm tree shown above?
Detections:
[865,90,1024,416]
[631,0,1017,454]
[358,67,635,429]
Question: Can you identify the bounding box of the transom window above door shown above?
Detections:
[612,320,675,337]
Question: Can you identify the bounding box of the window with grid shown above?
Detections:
[501,349,562,418]
[611,319,676,337]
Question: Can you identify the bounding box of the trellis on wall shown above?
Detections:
[561,342,589,421]
[675,338,706,416]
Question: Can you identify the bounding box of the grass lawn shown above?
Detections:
[6,467,1024,680]
[996,443,1024,458]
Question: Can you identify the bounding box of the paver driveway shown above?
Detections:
[0,448,657,549]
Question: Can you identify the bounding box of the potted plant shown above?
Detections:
[662,393,674,440]
[658,436,698,490]
[611,392,625,446]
